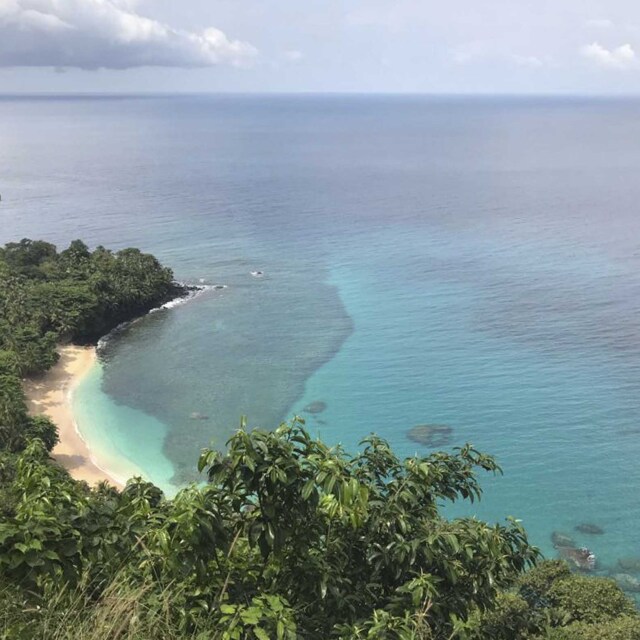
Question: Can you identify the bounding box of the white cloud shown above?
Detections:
[581,42,636,69]
[585,18,614,29]
[0,0,257,69]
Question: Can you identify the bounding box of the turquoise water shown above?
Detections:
[74,363,175,490]
[2,95,640,587]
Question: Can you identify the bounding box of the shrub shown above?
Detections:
[545,616,640,640]
[471,592,533,639]
[548,575,636,625]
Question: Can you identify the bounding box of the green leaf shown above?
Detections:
[220,604,236,615]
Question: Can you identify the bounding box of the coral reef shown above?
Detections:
[303,401,327,415]
[407,424,453,447]
[575,523,604,535]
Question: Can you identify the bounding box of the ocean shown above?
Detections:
[2,94,640,583]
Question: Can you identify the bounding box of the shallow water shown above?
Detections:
[2,95,640,582]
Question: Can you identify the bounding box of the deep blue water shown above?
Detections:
[2,95,640,593]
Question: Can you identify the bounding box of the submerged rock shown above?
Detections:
[614,573,640,593]
[558,546,596,572]
[189,412,210,421]
[551,531,576,549]
[575,523,605,535]
[552,531,596,572]
[407,424,453,447]
[303,401,327,415]
[617,557,640,573]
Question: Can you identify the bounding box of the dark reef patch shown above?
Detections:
[613,573,640,593]
[303,401,327,415]
[575,523,605,535]
[551,531,576,549]
[617,557,640,574]
[407,424,453,448]
[99,258,354,487]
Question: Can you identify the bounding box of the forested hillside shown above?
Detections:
[0,238,184,452]
[0,239,638,639]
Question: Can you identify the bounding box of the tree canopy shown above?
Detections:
[0,420,541,638]
[0,238,185,454]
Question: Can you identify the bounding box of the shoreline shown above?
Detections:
[21,285,218,492]
[24,345,124,489]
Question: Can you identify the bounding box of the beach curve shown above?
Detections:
[24,344,124,489]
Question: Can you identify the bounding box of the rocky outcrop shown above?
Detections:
[551,531,595,572]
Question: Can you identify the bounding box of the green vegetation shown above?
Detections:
[0,238,638,638]
[472,560,640,639]
[0,238,185,453]
[0,238,182,354]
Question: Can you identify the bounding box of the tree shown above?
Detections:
[471,560,640,639]
[24,416,59,452]
[0,237,190,464]
[0,373,28,452]
[0,239,57,277]
[195,420,538,637]
[0,420,539,638]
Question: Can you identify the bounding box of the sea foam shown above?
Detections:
[97,284,226,354]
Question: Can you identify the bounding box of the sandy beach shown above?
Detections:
[24,345,123,488]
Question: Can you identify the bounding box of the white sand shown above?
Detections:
[24,345,123,488]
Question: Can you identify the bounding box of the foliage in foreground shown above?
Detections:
[0,420,637,639]
[0,420,537,638]
[473,560,640,639]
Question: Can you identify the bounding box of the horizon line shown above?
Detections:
[2,90,640,99]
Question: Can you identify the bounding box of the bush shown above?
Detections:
[548,575,636,625]
[471,592,533,639]
[24,416,59,452]
[518,560,572,604]
[545,616,640,640]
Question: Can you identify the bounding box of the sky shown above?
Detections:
[2,0,640,93]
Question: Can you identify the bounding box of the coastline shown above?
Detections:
[21,285,207,490]
[24,345,124,489]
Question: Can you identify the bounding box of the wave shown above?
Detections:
[150,283,226,312]
[97,282,226,355]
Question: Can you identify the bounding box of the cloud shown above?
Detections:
[585,18,614,29]
[0,0,257,70]
[580,42,636,69]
